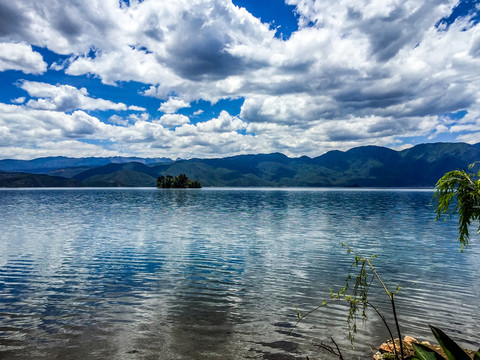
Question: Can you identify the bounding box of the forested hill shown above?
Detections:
[0,156,172,174]
[0,142,479,187]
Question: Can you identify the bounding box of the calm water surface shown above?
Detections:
[0,188,479,359]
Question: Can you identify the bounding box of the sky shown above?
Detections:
[0,0,479,160]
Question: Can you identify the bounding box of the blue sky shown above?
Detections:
[0,0,479,159]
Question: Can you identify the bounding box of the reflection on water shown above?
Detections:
[0,188,479,359]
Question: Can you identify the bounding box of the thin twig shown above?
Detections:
[331,337,345,360]
[314,337,344,359]
[390,294,405,359]
[366,259,405,359]
[366,259,391,300]
[288,299,339,335]
[366,301,399,360]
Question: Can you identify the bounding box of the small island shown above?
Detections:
[156,174,201,188]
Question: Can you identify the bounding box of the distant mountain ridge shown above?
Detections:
[0,142,479,188]
[0,172,82,187]
[0,156,172,173]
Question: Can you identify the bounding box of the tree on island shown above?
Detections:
[156,174,201,188]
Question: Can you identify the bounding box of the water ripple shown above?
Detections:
[0,188,478,359]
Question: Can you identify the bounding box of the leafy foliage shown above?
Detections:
[412,325,475,360]
[412,342,445,360]
[430,326,469,360]
[156,174,201,188]
[327,244,405,359]
[433,162,480,248]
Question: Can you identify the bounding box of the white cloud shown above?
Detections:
[0,1,123,55]
[0,103,258,158]
[197,111,246,133]
[0,0,479,158]
[157,114,190,127]
[193,109,204,116]
[0,99,452,160]
[11,97,26,104]
[0,103,107,145]
[19,81,135,112]
[241,94,336,125]
[457,132,480,144]
[158,97,190,114]
[0,42,47,74]
[128,105,147,111]
[128,112,150,123]
[175,111,245,135]
[108,114,129,126]
[0,141,122,160]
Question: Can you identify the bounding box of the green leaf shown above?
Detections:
[430,325,471,360]
[294,306,301,319]
[433,163,480,249]
[413,343,445,360]
[474,348,480,360]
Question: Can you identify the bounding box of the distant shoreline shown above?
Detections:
[0,186,436,191]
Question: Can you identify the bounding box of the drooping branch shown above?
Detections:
[433,164,480,248]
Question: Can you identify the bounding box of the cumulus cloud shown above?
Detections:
[0,0,276,100]
[109,114,129,126]
[0,141,122,160]
[18,81,134,112]
[0,103,259,159]
[457,132,480,144]
[128,105,147,112]
[0,1,121,55]
[0,0,479,158]
[0,103,107,146]
[0,99,448,160]
[158,97,190,114]
[11,97,25,104]
[0,42,47,74]
[241,94,337,125]
[157,114,190,127]
[287,0,455,60]
[128,112,150,123]
[176,111,246,135]
[197,111,246,133]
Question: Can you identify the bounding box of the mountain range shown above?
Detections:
[0,142,479,188]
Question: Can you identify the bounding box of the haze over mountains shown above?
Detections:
[0,142,479,188]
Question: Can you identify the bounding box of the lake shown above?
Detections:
[0,188,479,359]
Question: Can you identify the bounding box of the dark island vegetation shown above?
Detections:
[156,174,201,188]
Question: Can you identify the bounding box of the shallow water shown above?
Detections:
[0,188,479,359]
